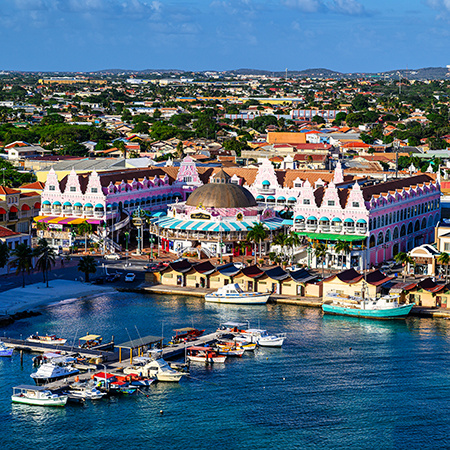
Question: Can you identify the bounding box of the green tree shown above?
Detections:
[394,252,414,281]
[176,141,184,158]
[312,115,325,124]
[335,240,352,269]
[34,239,56,287]
[0,241,10,268]
[286,231,301,264]
[77,221,93,253]
[313,242,328,279]
[11,242,33,288]
[351,94,369,111]
[77,255,97,282]
[273,233,289,265]
[246,222,268,265]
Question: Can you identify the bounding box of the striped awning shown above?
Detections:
[33,216,87,224]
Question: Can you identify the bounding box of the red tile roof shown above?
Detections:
[0,225,20,237]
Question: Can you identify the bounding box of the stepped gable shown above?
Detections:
[361,174,435,201]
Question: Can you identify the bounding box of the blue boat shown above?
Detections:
[322,293,414,319]
[0,341,13,357]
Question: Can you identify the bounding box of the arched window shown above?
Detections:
[389,212,392,224]
[428,215,433,227]
[421,218,427,229]
[377,217,380,228]
[377,232,384,245]
[400,225,406,237]
[400,210,404,221]
[414,220,420,232]
[369,219,373,231]
[385,229,391,242]
[369,235,376,248]
[393,227,399,239]
[381,216,385,227]
[407,222,413,234]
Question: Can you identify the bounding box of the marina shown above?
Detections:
[2,289,450,449]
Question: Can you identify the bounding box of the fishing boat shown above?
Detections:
[124,357,185,382]
[26,333,67,345]
[78,334,103,349]
[322,292,414,319]
[186,346,227,364]
[30,358,79,385]
[214,344,245,357]
[11,385,68,407]
[0,341,13,357]
[170,327,205,344]
[205,283,270,304]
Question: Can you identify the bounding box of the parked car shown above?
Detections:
[104,253,121,260]
[124,273,136,282]
[93,276,105,285]
[106,272,121,282]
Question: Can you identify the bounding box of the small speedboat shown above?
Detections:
[235,329,286,347]
[12,385,68,407]
[0,341,13,357]
[65,384,106,400]
[205,283,270,305]
[26,333,67,345]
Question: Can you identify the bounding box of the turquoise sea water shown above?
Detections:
[1,291,450,450]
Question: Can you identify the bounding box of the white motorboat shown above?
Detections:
[31,360,79,385]
[66,383,106,400]
[26,333,67,345]
[205,283,270,305]
[0,341,13,357]
[11,385,68,407]
[235,329,286,347]
[124,357,185,382]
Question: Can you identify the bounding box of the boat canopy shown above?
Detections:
[79,334,102,341]
[219,322,248,328]
[173,327,198,333]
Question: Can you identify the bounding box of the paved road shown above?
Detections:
[0,256,149,294]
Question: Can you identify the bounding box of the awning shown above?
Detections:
[288,197,297,202]
[34,202,41,209]
[282,219,293,226]
[267,196,275,200]
[0,208,6,214]
[33,215,48,222]
[319,217,329,222]
[10,206,18,213]
[74,202,82,207]
[53,201,61,206]
[63,202,71,206]
[87,219,103,225]
[152,211,167,217]
[277,196,286,201]
[179,221,195,230]
[295,215,305,220]
[84,203,93,208]
[95,203,104,209]
[357,219,367,224]
[48,217,67,224]
[344,218,354,223]
[295,232,366,242]
[42,200,51,206]
[256,195,264,201]
[307,216,317,221]
[332,217,342,222]
[262,180,270,185]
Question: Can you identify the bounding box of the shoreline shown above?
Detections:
[0,279,117,319]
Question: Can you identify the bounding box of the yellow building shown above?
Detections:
[407,278,450,308]
[267,132,307,145]
[322,268,393,301]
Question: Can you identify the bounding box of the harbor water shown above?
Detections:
[1,291,450,450]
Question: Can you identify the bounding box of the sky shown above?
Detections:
[1,0,450,73]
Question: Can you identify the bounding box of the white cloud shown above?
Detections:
[329,0,365,15]
[283,0,321,13]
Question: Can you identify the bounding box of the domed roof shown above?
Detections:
[186,181,257,209]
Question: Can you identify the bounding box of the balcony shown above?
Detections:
[356,226,367,234]
[257,187,276,195]
[319,225,330,232]
[42,207,51,214]
[343,226,355,234]
[306,223,318,232]
[73,209,82,216]
[94,210,105,219]
[84,209,94,217]
[331,225,342,233]
[62,207,72,215]
[51,207,62,215]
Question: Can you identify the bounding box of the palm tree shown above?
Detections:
[77,221,93,254]
[313,242,328,279]
[438,252,450,283]
[335,240,352,269]
[77,255,97,282]
[236,241,248,266]
[11,243,33,288]
[0,241,10,269]
[286,231,301,265]
[36,221,48,234]
[246,222,268,265]
[273,233,289,265]
[394,252,414,281]
[34,239,56,287]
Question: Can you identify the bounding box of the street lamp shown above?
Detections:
[124,231,129,264]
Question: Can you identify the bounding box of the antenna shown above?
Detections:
[285,68,288,81]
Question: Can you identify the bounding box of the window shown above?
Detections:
[303,199,310,205]
[352,202,359,208]
[294,182,302,188]
[91,188,97,193]
[328,200,335,206]
[70,187,76,192]
[49,186,55,191]
[184,176,192,183]
[445,243,450,252]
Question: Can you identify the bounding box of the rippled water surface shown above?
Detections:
[1,291,450,450]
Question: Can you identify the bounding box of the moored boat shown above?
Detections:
[0,341,13,357]
[169,327,205,344]
[26,333,67,345]
[65,383,106,400]
[11,385,68,407]
[205,283,270,305]
[186,346,227,364]
[30,359,79,385]
[322,292,414,319]
[124,357,185,382]
[235,329,286,347]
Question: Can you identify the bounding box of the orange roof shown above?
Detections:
[0,225,20,237]
[20,181,45,190]
[0,186,20,195]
